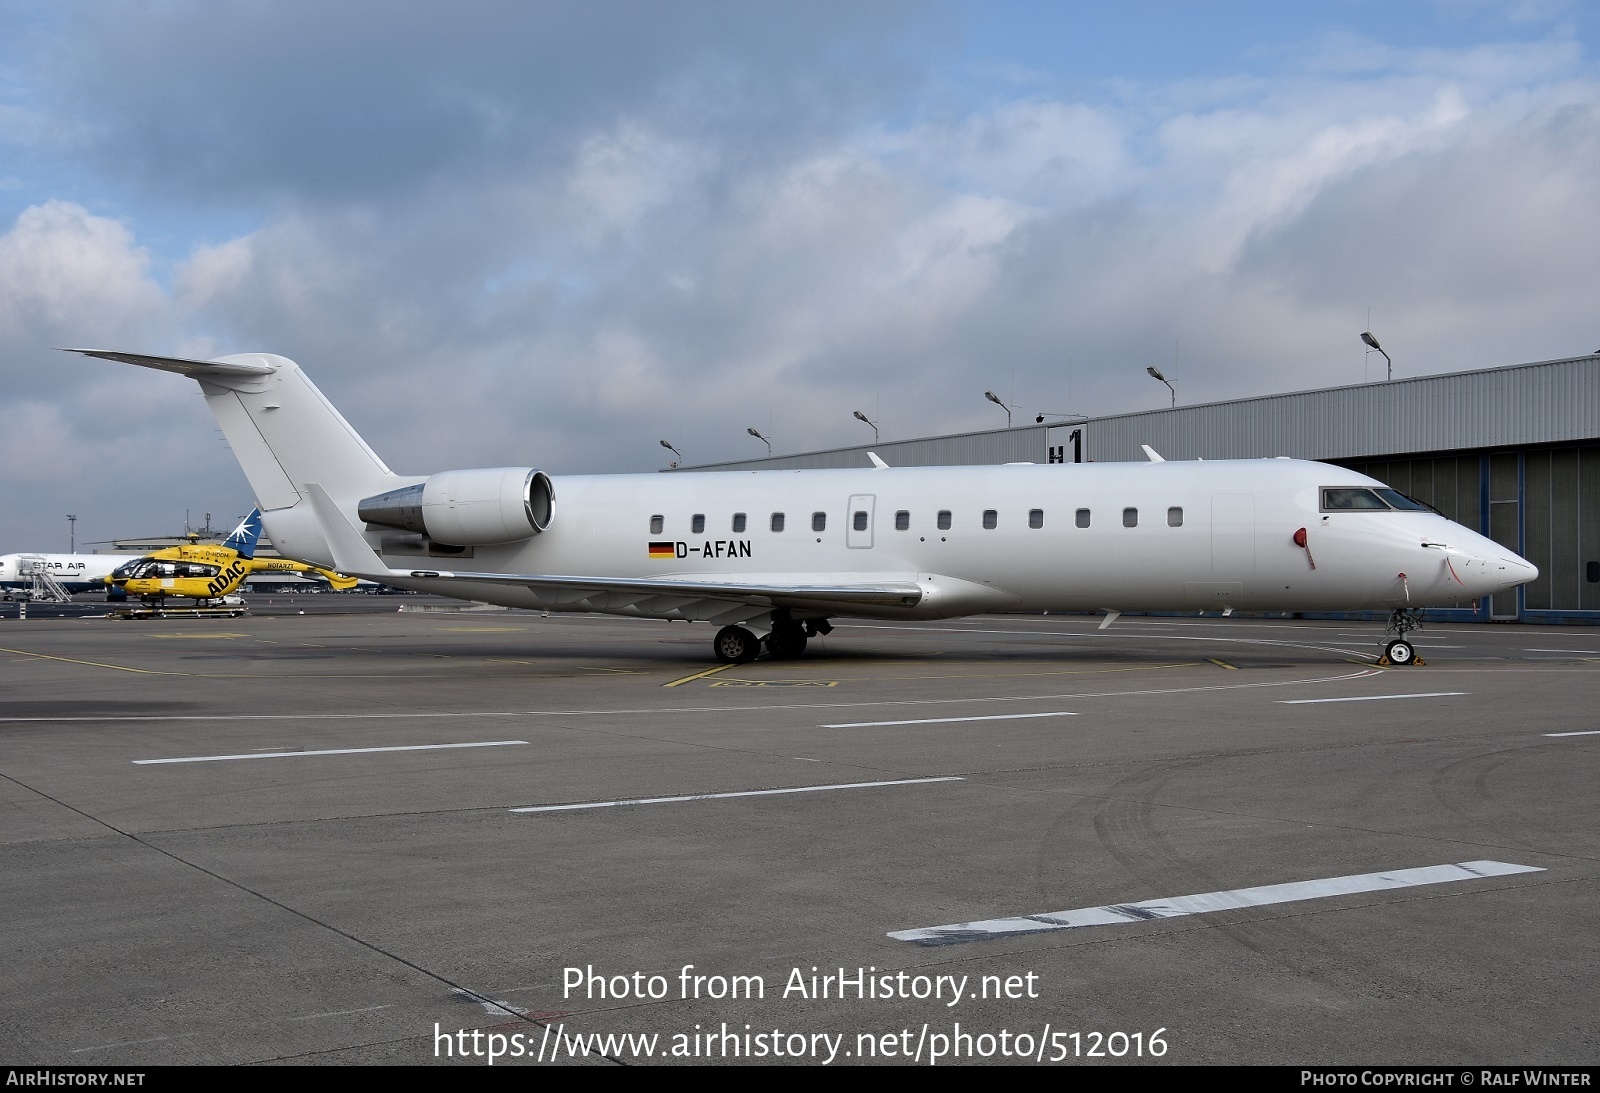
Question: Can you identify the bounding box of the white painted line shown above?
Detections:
[133,740,529,765]
[1277,692,1467,705]
[888,860,1544,947]
[511,776,963,813]
[1544,730,1600,737]
[823,711,1078,729]
[1525,649,1600,654]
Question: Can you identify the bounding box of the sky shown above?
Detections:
[2,0,1598,550]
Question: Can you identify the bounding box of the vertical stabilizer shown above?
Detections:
[66,350,411,509]
[220,509,265,559]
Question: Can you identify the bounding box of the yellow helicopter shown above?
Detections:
[105,509,359,605]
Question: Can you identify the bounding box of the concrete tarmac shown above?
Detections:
[1,600,1595,1066]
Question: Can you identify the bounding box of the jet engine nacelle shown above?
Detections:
[358,468,555,546]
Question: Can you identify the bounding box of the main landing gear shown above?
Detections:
[1378,608,1425,667]
[712,616,832,663]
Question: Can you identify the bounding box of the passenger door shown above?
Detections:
[847,494,875,549]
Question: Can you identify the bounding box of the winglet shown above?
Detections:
[868,452,890,469]
[1141,445,1165,463]
[304,483,399,580]
[1098,609,1121,630]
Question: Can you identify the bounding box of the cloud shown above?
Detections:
[1,11,1598,548]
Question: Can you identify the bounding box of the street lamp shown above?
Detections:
[67,514,77,553]
[983,391,1013,428]
[747,427,772,455]
[852,410,879,443]
[659,439,681,467]
[1360,331,1391,381]
[1146,366,1175,408]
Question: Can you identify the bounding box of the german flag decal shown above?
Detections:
[649,541,676,559]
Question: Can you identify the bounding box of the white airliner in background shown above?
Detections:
[0,552,124,598]
[70,349,1538,665]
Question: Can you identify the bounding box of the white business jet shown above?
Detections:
[69,350,1537,665]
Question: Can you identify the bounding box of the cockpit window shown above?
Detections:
[1321,487,1390,511]
[1373,488,1435,513]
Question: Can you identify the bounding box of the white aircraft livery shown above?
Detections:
[0,552,124,597]
[71,349,1538,665]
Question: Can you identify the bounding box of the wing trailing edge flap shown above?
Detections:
[303,483,925,614]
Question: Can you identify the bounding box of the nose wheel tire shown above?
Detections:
[1382,639,1416,666]
[713,625,760,664]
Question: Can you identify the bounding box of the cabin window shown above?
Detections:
[937,510,952,530]
[853,511,868,532]
[1167,506,1183,527]
[982,509,998,529]
[1123,507,1138,527]
[1588,561,1600,583]
[895,510,910,531]
[732,512,747,533]
[1075,508,1090,528]
[1029,509,1044,529]
[691,513,705,534]
[812,512,827,532]
[1321,487,1389,511]
[771,512,785,532]
[649,514,664,535]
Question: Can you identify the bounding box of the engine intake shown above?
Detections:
[359,468,554,545]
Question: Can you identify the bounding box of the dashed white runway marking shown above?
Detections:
[822,711,1078,728]
[1544,730,1600,737]
[1277,692,1467,704]
[888,861,1544,947]
[133,740,528,764]
[511,776,963,813]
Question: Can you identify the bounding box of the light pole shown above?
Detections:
[747,427,771,455]
[1361,331,1391,381]
[983,391,1013,428]
[1146,366,1175,408]
[67,514,77,553]
[852,410,879,443]
[659,439,681,468]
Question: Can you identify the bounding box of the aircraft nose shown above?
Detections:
[1469,552,1537,594]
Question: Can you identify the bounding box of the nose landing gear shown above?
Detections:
[1378,608,1426,667]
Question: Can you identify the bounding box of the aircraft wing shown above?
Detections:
[304,484,923,618]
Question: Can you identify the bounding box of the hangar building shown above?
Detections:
[682,353,1600,624]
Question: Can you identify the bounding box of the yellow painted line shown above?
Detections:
[709,679,839,688]
[662,663,738,688]
[145,633,247,639]
[801,662,1199,684]
[1207,658,1238,670]
[0,646,170,675]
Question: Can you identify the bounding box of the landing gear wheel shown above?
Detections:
[713,625,760,663]
[765,625,808,659]
[1383,638,1415,666]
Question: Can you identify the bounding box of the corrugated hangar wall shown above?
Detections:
[682,354,1600,623]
